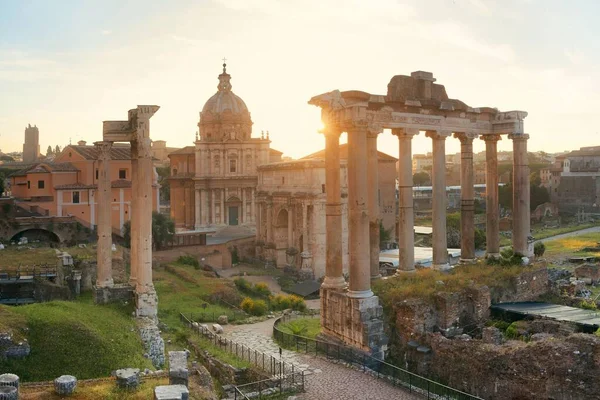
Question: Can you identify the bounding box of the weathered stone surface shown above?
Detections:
[137,317,165,367]
[217,315,228,325]
[154,384,189,400]
[168,351,189,387]
[54,375,77,395]
[94,284,134,305]
[0,374,19,391]
[0,386,17,400]
[116,368,140,389]
[482,327,503,345]
[212,324,224,334]
[575,264,600,284]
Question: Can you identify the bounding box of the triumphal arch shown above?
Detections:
[310,71,530,358]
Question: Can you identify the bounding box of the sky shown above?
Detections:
[0,0,599,160]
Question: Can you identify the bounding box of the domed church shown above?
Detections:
[169,63,283,230]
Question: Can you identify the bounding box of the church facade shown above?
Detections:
[169,64,282,230]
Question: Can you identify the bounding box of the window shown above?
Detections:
[229,159,237,173]
[38,180,45,189]
[119,169,127,179]
[322,184,326,194]
[72,191,80,204]
[27,181,30,189]
[95,169,98,180]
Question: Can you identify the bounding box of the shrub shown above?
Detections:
[177,255,200,268]
[250,299,267,316]
[231,246,239,264]
[289,295,307,312]
[580,300,597,310]
[534,242,546,257]
[254,282,271,297]
[240,297,254,314]
[504,322,519,339]
[234,278,252,293]
[270,294,292,311]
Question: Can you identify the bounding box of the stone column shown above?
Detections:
[302,202,309,252]
[211,190,216,225]
[129,143,139,286]
[393,128,418,273]
[347,122,373,298]
[242,188,247,224]
[195,147,202,177]
[287,205,293,247]
[95,141,114,288]
[251,188,256,223]
[455,132,478,262]
[426,130,450,270]
[510,133,531,257]
[482,134,501,257]
[266,201,273,242]
[221,189,225,224]
[194,189,201,230]
[203,189,210,226]
[367,129,381,280]
[321,127,345,289]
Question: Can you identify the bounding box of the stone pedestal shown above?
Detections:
[0,374,19,393]
[154,385,189,400]
[299,251,314,281]
[168,351,189,387]
[94,284,134,305]
[116,368,140,390]
[0,387,17,400]
[136,286,159,319]
[320,288,387,360]
[54,375,77,395]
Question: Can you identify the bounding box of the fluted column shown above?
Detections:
[95,141,114,288]
[426,130,450,270]
[455,132,478,262]
[367,128,382,280]
[194,189,201,229]
[347,122,373,298]
[393,128,419,273]
[482,134,501,257]
[510,133,531,257]
[321,126,345,289]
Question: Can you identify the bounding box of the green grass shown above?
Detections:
[500,223,600,247]
[373,262,540,307]
[0,245,101,271]
[544,232,600,258]
[0,295,153,382]
[277,318,321,339]
[155,262,244,328]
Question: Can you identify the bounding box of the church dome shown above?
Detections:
[198,63,253,142]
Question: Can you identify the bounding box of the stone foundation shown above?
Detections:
[320,288,387,359]
[135,286,158,319]
[93,284,134,304]
[137,317,165,368]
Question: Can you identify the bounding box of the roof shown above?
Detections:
[491,302,600,329]
[269,148,283,155]
[68,144,132,160]
[10,162,79,177]
[168,146,195,156]
[302,143,397,162]
[563,147,600,158]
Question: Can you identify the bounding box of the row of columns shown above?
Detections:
[195,147,269,177]
[320,123,531,293]
[193,188,256,229]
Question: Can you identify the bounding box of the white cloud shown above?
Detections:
[565,49,585,65]
[101,29,112,35]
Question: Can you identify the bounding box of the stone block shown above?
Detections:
[54,375,77,396]
[0,374,19,391]
[0,386,17,400]
[212,324,223,334]
[94,284,134,305]
[168,351,189,387]
[217,315,228,325]
[154,384,189,400]
[116,368,140,389]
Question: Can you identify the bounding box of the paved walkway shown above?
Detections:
[222,320,420,400]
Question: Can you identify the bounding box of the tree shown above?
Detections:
[55,145,61,154]
[0,174,4,195]
[46,146,54,156]
[413,172,430,186]
[156,165,170,203]
[0,155,14,162]
[530,184,550,211]
[122,212,175,250]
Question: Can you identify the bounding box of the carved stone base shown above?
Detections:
[136,285,158,319]
[94,284,134,304]
[320,287,387,360]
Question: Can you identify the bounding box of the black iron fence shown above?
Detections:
[179,313,304,398]
[273,314,483,400]
[0,264,57,281]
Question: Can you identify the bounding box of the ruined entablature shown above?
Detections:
[309,71,527,137]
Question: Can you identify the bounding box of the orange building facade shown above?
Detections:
[9,142,159,234]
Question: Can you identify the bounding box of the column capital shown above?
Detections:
[367,122,383,138]
[392,128,419,138]
[425,130,451,140]
[319,124,342,138]
[453,132,478,143]
[480,134,502,143]
[508,133,530,141]
[94,141,112,161]
[340,119,368,133]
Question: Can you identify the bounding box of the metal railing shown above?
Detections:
[179,313,304,398]
[273,314,483,400]
[0,264,57,281]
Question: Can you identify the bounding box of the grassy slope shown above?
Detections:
[545,232,600,258]
[0,295,152,382]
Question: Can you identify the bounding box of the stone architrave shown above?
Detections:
[455,132,478,262]
[510,133,532,257]
[95,141,114,288]
[393,128,419,273]
[321,126,345,289]
[481,134,501,257]
[346,120,373,298]
[367,125,383,280]
[426,130,451,270]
